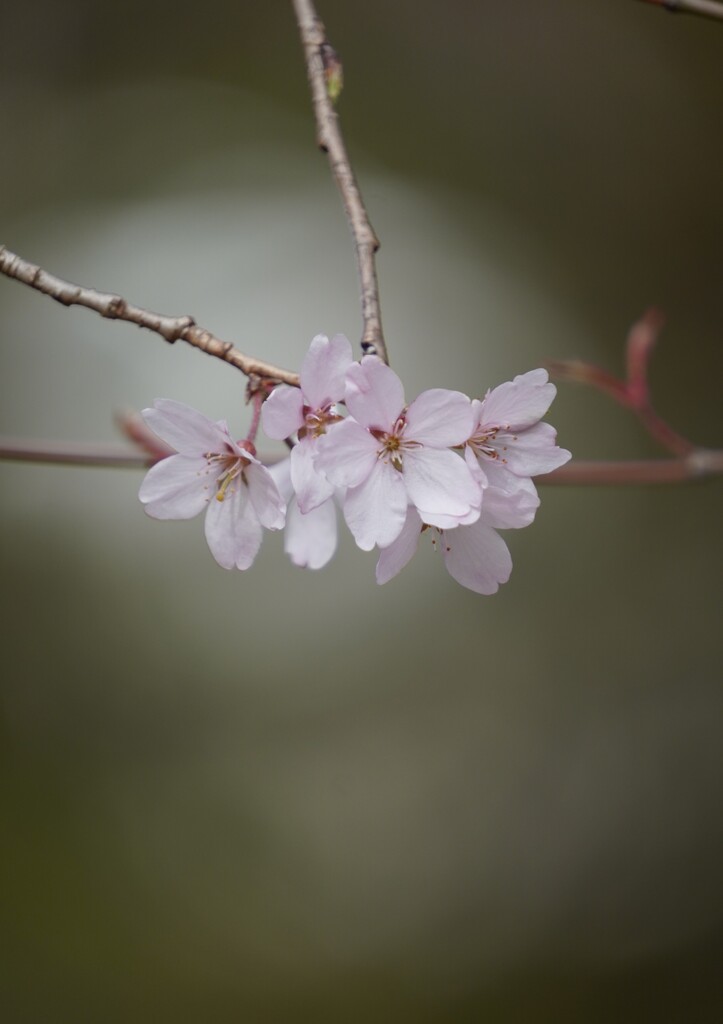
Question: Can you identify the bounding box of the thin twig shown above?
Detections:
[542,451,723,485]
[3,437,722,486]
[635,0,723,22]
[0,246,300,387]
[0,438,156,469]
[547,309,695,458]
[291,0,388,363]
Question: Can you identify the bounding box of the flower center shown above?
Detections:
[371,414,420,471]
[301,405,342,439]
[204,451,250,502]
[469,426,510,462]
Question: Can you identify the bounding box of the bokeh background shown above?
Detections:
[1,1,722,1020]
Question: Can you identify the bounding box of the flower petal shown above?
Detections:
[403,447,481,518]
[343,462,407,550]
[422,506,481,530]
[481,467,540,529]
[405,388,474,447]
[497,423,572,476]
[291,437,334,513]
[376,507,423,584]
[142,399,229,455]
[267,457,294,503]
[477,370,557,431]
[204,481,263,570]
[300,333,353,409]
[261,385,305,441]
[345,357,405,430]
[245,462,286,531]
[442,519,513,595]
[139,454,211,519]
[285,496,338,570]
[315,417,380,488]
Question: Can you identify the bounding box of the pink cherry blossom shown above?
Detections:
[262,333,353,513]
[376,506,513,595]
[139,399,285,570]
[315,357,482,550]
[466,368,571,481]
[269,458,338,570]
[375,469,540,594]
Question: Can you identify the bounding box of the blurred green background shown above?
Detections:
[1,1,722,1020]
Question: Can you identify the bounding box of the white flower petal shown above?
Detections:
[481,471,540,529]
[285,497,338,570]
[300,333,353,409]
[204,481,263,570]
[442,520,513,595]
[498,423,572,476]
[267,457,294,503]
[245,463,286,531]
[478,371,557,430]
[345,357,405,430]
[343,462,408,551]
[376,507,423,584]
[290,437,334,513]
[142,399,229,455]
[261,386,305,441]
[403,447,481,518]
[423,506,481,530]
[405,389,474,447]
[315,418,380,488]
[139,454,211,519]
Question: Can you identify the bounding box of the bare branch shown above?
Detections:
[0,246,300,387]
[0,437,155,469]
[0,437,288,470]
[635,0,723,22]
[548,310,695,457]
[4,436,722,488]
[541,450,723,485]
[291,0,388,363]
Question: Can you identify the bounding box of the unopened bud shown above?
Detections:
[321,42,343,103]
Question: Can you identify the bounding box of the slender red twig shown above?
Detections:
[0,438,156,469]
[3,437,722,486]
[547,310,695,457]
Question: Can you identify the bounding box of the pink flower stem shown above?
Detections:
[245,390,266,446]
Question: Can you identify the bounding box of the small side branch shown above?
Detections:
[291,0,388,363]
[547,309,695,457]
[0,246,300,387]
[635,0,723,22]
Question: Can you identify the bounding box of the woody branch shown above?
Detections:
[0,246,300,388]
[292,0,388,363]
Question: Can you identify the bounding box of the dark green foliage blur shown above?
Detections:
[1,2,721,1020]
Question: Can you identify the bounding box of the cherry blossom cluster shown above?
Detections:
[139,334,570,594]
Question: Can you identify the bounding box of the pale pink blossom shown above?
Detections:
[315,357,482,550]
[139,399,285,570]
[262,334,353,513]
[376,506,513,595]
[466,369,571,482]
[375,470,540,594]
[269,458,338,570]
